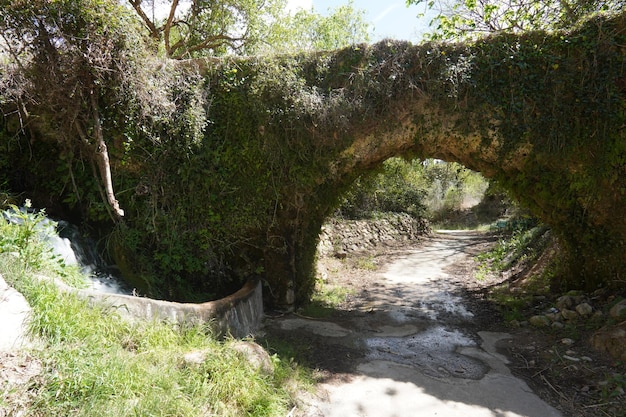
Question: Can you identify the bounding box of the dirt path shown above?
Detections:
[262,231,562,417]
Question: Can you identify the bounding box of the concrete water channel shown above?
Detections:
[264,231,562,417]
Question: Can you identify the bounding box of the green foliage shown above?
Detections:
[0,0,143,103]
[300,279,354,318]
[421,160,489,220]
[408,0,626,41]
[600,371,626,402]
[488,288,532,322]
[475,225,549,279]
[337,157,489,223]
[0,0,148,221]
[0,200,50,272]
[127,0,287,58]
[354,255,379,271]
[479,227,554,322]
[261,1,372,54]
[338,157,428,219]
[0,236,306,416]
[127,0,372,58]
[0,200,89,286]
[110,54,343,300]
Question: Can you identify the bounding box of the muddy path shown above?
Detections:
[261,231,562,417]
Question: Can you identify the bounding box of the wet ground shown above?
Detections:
[262,231,562,417]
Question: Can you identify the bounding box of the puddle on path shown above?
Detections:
[265,232,562,416]
[365,326,488,380]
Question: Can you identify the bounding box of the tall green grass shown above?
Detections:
[1,206,309,416]
[475,225,549,280]
[474,225,552,322]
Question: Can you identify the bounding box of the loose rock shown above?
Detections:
[0,274,33,352]
[545,312,559,322]
[560,309,579,321]
[609,300,626,320]
[575,303,593,317]
[556,295,574,310]
[232,341,274,375]
[529,315,551,327]
[182,350,207,367]
[590,322,626,362]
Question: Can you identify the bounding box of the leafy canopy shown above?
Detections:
[408,0,626,40]
[261,0,372,54]
[125,0,372,57]
[125,0,287,58]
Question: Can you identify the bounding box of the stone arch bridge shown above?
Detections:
[197,13,624,308]
[4,12,624,309]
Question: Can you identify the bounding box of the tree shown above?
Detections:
[337,158,428,220]
[260,1,372,54]
[125,0,286,58]
[408,0,625,40]
[0,0,144,220]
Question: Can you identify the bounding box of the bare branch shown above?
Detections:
[164,0,180,57]
[89,89,124,219]
[128,0,160,39]
[171,35,246,59]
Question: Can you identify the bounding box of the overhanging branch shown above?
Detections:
[89,89,124,220]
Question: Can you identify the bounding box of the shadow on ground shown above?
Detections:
[261,231,563,417]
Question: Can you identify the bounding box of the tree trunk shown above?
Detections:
[90,90,124,219]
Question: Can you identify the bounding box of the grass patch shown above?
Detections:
[600,371,626,402]
[353,255,378,271]
[488,285,534,322]
[474,225,553,322]
[486,271,552,324]
[475,225,549,279]
[0,209,308,416]
[299,280,354,318]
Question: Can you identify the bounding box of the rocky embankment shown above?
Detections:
[526,293,626,362]
[317,213,429,257]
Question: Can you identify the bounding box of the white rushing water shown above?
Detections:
[2,207,132,295]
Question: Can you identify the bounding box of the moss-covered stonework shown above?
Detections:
[2,12,624,308]
[190,13,625,307]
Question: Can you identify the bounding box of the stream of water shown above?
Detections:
[52,220,132,295]
[2,207,132,295]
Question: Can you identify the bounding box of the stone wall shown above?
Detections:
[317,213,430,257]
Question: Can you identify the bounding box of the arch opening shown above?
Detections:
[332,158,500,229]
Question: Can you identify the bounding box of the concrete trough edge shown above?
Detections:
[39,275,264,339]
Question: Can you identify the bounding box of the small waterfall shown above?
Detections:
[2,207,132,295]
[4,205,265,338]
[54,221,133,295]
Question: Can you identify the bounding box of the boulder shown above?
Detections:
[545,312,559,322]
[575,303,593,317]
[0,274,33,352]
[560,309,579,321]
[609,300,626,320]
[590,322,626,362]
[232,341,274,375]
[529,315,551,327]
[555,295,574,310]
